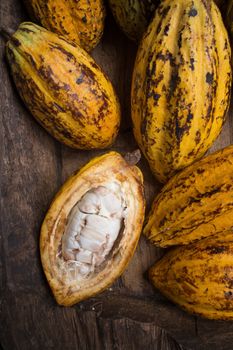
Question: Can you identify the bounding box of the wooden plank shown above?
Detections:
[1,1,233,350]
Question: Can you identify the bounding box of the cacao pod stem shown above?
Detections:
[0,28,15,42]
[124,149,141,165]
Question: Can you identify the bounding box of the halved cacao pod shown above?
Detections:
[5,23,120,150]
[144,145,233,247]
[40,152,145,306]
[131,0,232,183]
[23,0,105,51]
[108,0,159,41]
[149,231,233,320]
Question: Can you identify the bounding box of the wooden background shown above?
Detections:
[0,1,233,349]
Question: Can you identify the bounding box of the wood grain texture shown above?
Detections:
[0,0,232,349]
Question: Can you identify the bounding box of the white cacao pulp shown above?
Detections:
[62,183,127,277]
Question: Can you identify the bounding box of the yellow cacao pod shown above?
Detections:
[40,152,145,306]
[149,231,233,320]
[108,0,159,41]
[5,23,120,149]
[144,145,233,247]
[131,0,231,183]
[23,0,105,51]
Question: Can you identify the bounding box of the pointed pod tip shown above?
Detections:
[124,149,141,166]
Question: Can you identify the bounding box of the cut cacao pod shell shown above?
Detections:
[40,152,145,306]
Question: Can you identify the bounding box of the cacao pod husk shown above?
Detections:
[144,145,233,247]
[149,230,233,320]
[40,152,145,306]
[23,0,105,51]
[131,0,232,183]
[108,0,159,41]
[5,23,120,150]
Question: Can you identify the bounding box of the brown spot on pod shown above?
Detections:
[188,8,198,17]
[206,72,214,84]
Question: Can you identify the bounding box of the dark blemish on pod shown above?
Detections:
[141,119,147,135]
[206,105,213,121]
[53,103,66,112]
[224,39,228,50]
[188,8,198,17]
[169,72,180,97]
[196,168,205,175]
[225,291,233,300]
[76,73,84,84]
[11,37,21,47]
[195,130,201,144]
[38,65,54,82]
[82,15,87,23]
[147,91,161,105]
[206,246,226,255]
[79,63,96,81]
[63,83,71,92]
[206,72,214,84]
[156,22,162,34]
[187,113,193,123]
[50,44,74,62]
[97,98,109,121]
[157,51,175,66]
[175,119,184,141]
[90,61,99,70]
[161,5,171,18]
[20,27,35,34]
[223,275,233,289]
[164,24,170,36]
[190,58,195,71]
[189,196,201,205]
[25,53,37,69]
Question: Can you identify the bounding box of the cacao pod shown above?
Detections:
[131,0,231,183]
[5,23,120,149]
[23,0,105,51]
[108,0,159,41]
[149,231,233,320]
[40,152,145,306]
[144,145,233,247]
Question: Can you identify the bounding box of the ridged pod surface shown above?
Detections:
[23,0,105,51]
[144,145,233,247]
[5,23,120,149]
[131,0,231,183]
[108,0,159,41]
[149,231,233,320]
[40,152,145,306]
